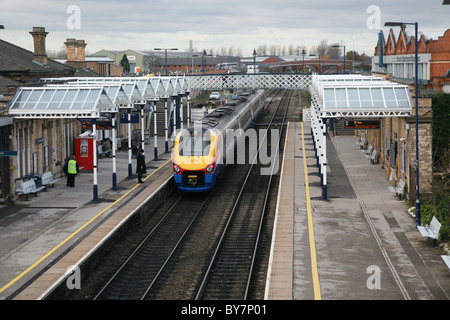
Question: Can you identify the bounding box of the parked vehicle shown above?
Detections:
[209,92,221,100]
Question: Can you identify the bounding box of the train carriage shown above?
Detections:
[173,90,265,192]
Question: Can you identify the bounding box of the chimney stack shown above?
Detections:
[65,38,77,62]
[76,40,87,65]
[64,38,87,68]
[29,27,48,65]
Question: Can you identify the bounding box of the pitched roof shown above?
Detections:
[0,75,20,95]
[0,39,74,76]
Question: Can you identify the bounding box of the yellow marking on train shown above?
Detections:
[301,122,322,300]
[0,158,171,296]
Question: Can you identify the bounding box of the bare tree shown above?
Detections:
[288,44,294,55]
[329,43,341,59]
[317,40,329,57]
[257,44,267,56]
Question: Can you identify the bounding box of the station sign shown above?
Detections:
[80,119,112,130]
[0,150,17,157]
[344,120,380,129]
[120,113,140,124]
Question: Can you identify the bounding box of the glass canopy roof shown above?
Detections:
[9,76,189,118]
[8,86,116,118]
[310,74,413,118]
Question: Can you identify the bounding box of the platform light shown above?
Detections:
[154,48,178,75]
[332,44,346,74]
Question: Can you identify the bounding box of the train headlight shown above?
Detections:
[173,164,181,173]
[206,162,216,173]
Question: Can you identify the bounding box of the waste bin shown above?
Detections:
[33,174,43,188]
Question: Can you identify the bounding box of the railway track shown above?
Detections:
[94,193,210,300]
[73,89,297,300]
[195,90,293,300]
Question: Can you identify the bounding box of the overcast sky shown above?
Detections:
[0,0,449,57]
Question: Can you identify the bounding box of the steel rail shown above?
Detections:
[195,89,291,300]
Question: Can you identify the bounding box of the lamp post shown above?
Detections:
[202,50,206,105]
[301,49,306,73]
[154,48,178,75]
[385,21,420,227]
[332,44,346,74]
[253,49,257,74]
[191,54,198,74]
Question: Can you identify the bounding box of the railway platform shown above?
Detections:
[0,138,173,299]
[265,121,449,300]
[1,121,449,300]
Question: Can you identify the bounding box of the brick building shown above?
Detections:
[0,28,98,202]
[373,28,450,92]
[354,74,433,203]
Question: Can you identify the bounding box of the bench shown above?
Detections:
[15,179,45,201]
[41,171,61,190]
[388,179,405,200]
[98,145,108,159]
[418,216,441,248]
[369,149,378,164]
[359,137,366,149]
[364,144,373,156]
[441,255,450,270]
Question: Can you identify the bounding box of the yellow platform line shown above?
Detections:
[301,122,321,300]
[0,158,171,296]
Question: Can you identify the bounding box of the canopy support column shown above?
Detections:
[92,120,98,203]
[127,108,132,179]
[112,115,117,190]
[164,98,169,153]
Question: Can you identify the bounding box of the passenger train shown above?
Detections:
[172,90,265,192]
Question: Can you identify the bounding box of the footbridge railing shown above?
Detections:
[185,73,312,91]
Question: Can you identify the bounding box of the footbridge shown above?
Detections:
[186,73,312,90]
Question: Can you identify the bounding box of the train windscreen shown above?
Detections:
[178,133,211,157]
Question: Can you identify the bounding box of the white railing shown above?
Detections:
[185,73,312,91]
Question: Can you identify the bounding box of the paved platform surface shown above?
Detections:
[266,121,450,300]
[0,138,171,299]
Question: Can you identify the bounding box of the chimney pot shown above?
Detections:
[29,27,48,65]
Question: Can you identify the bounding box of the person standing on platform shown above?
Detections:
[65,155,79,187]
[136,149,146,183]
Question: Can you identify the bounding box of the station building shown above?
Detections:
[351,89,433,205]
[0,28,115,202]
[372,27,450,92]
[367,27,450,203]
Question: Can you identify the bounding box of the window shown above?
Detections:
[179,134,211,157]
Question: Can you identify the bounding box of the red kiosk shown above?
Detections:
[74,137,95,172]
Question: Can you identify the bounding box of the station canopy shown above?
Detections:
[8,75,189,119]
[310,74,413,118]
[8,86,116,118]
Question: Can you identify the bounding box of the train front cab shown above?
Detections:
[173,129,221,192]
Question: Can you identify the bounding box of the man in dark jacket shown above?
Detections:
[136,149,146,183]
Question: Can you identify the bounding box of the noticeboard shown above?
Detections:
[344,120,380,129]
